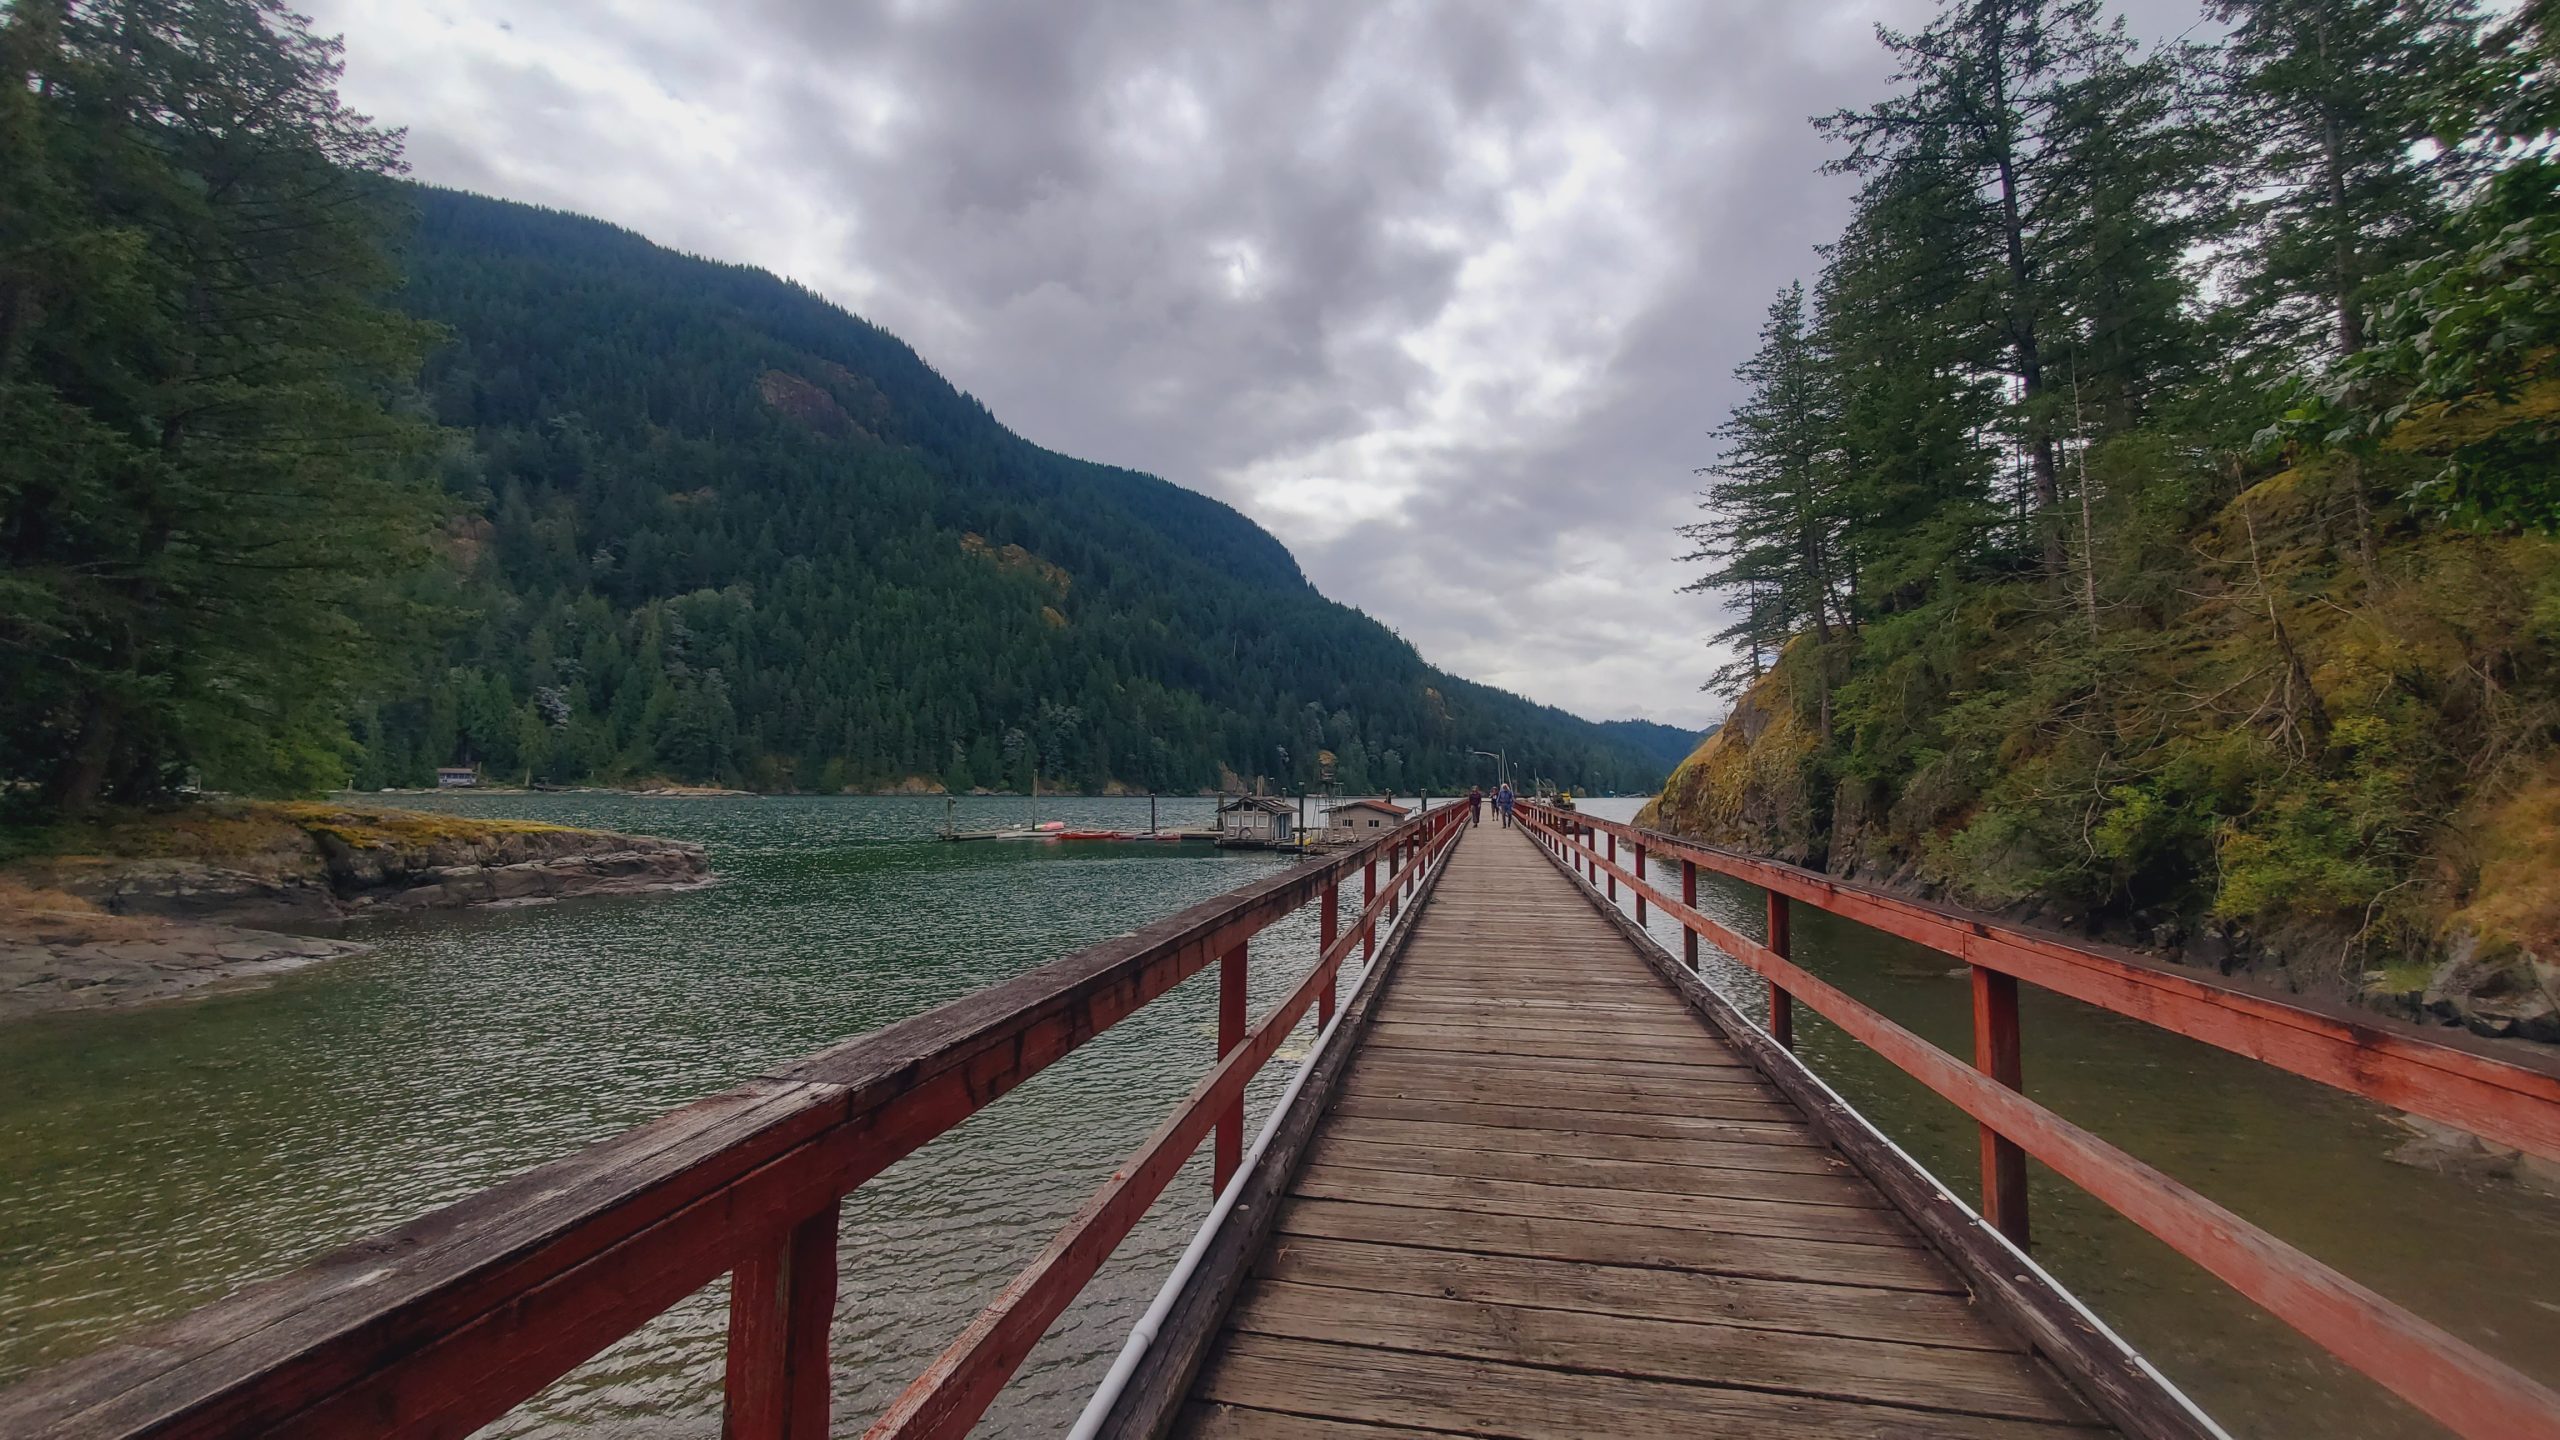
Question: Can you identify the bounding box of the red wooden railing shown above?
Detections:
[0,802,1469,1440]
[1518,800,2560,1440]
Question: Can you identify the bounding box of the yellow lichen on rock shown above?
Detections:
[2446,760,2560,970]
[1637,655,1822,863]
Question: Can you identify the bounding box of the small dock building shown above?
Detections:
[1214,795,1296,848]
[1321,796,1409,841]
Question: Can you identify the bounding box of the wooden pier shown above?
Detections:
[8,800,2560,1439]
[1173,823,2103,1437]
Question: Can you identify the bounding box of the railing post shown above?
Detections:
[1681,859,1699,969]
[1766,891,1794,1050]
[724,1201,840,1440]
[1361,858,1377,961]
[1318,879,1340,1027]
[1214,942,1247,1192]
[1972,965,2029,1247]
[1634,842,1647,923]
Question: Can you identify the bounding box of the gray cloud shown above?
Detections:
[311,0,2205,731]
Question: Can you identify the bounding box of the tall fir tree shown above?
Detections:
[0,0,439,809]
[1682,283,1843,708]
[1814,154,2007,615]
[2205,0,2485,361]
[1817,0,2199,573]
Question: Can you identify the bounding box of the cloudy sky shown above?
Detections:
[306,0,2204,731]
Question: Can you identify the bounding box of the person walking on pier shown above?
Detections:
[1468,786,1484,825]
[1494,781,1515,828]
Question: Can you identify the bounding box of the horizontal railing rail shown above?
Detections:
[0,802,1469,1440]
[1518,800,2560,1440]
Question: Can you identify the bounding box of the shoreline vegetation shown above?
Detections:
[1656,4,2560,1051]
[0,800,708,1024]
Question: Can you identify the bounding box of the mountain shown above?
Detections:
[354,186,1673,795]
[1592,720,1712,778]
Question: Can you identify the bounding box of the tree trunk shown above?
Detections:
[2344,453,2380,590]
[2316,31,2363,356]
[1991,101,2060,572]
[51,690,121,812]
[2242,501,2332,750]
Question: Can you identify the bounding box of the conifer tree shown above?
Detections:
[1682,283,1844,702]
[2206,0,2485,362]
[1813,157,2006,612]
[1818,0,2196,573]
[0,0,438,809]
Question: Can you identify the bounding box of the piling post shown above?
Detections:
[1214,943,1247,1191]
[1766,892,1795,1050]
[1681,860,1698,969]
[1972,966,2029,1247]
[724,1202,840,1440]
[1634,843,1647,924]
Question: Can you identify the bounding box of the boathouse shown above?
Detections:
[435,766,479,788]
[1214,794,1295,847]
[1321,796,1409,840]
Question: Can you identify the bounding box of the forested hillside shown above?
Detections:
[1661,0,2560,1037]
[365,188,1682,796]
[0,0,1687,811]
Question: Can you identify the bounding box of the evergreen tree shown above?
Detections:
[0,0,438,809]
[1818,0,2197,573]
[2287,1,2560,531]
[1681,283,1843,703]
[2205,0,2485,361]
[1813,157,2006,613]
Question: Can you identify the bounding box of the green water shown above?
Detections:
[0,794,1346,1435]
[2,793,2555,1437]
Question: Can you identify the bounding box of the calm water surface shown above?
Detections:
[2,793,2555,1438]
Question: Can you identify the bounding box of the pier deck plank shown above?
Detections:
[1173,819,2112,1438]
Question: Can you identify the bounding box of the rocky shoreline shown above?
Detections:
[1,802,709,1023]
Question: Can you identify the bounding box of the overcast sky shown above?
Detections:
[307,0,2206,731]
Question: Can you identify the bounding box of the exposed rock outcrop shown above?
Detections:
[15,804,707,922]
[1,801,709,1022]
[0,900,366,1021]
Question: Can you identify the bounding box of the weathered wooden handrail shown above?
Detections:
[1518,800,2560,1440]
[866,803,1468,1439]
[1530,804,2560,1160]
[0,803,1468,1440]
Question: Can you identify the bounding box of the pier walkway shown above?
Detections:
[8,798,2560,1440]
[1176,822,2105,1437]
